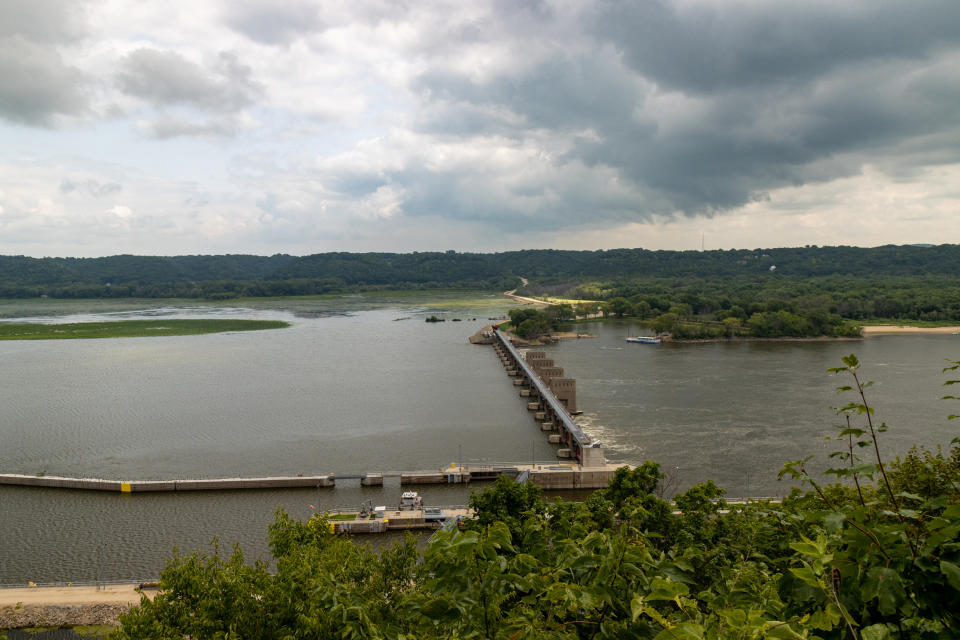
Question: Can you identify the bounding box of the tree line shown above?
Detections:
[3,244,960,299]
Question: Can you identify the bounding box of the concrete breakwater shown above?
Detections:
[0,473,336,492]
[0,461,623,494]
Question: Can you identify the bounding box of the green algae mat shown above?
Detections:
[0,319,290,340]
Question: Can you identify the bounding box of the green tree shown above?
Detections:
[578,301,598,317]
[631,299,653,319]
[508,307,555,338]
[605,296,632,318]
[723,315,742,337]
[651,312,678,334]
[467,475,547,542]
[547,303,575,321]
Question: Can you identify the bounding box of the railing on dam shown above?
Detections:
[493,328,594,451]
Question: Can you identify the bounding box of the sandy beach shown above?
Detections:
[0,584,149,607]
[861,325,960,335]
[0,584,154,627]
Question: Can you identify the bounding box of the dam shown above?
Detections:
[489,327,606,467]
[0,324,622,496]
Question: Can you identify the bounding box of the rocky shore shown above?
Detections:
[0,603,130,628]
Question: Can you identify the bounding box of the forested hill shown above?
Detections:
[0,244,958,298]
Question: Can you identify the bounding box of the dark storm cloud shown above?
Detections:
[401,0,960,222]
[594,0,960,94]
[417,53,643,135]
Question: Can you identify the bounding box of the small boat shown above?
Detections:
[626,336,661,344]
[399,491,423,510]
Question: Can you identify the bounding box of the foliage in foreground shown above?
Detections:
[115,357,960,639]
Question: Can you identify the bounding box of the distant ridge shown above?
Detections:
[1,244,959,299]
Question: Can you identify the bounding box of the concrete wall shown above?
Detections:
[0,473,335,492]
[527,468,618,490]
[539,366,564,383]
[580,446,606,468]
[550,378,577,413]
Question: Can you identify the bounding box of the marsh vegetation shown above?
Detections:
[0,319,290,340]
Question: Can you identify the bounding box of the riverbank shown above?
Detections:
[667,335,862,344]
[861,325,960,335]
[0,584,150,629]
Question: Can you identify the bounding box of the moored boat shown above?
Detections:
[625,336,661,344]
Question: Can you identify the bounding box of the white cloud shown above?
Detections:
[106,205,132,218]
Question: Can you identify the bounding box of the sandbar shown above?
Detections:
[861,325,960,335]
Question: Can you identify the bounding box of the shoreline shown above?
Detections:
[0,584,152,628]
[668,335,862,344]
[861,325,960,335]
[0,584,148,607]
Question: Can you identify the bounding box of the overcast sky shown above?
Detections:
[2,0,959,257]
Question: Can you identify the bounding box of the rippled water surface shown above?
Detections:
[543,322,959,498]
[1,300,957,583]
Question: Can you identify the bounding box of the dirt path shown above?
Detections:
[0,584,150,607]
[504,277,551,307]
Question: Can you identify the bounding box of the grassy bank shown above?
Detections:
[857,318,960,327]
[0,319,290,340]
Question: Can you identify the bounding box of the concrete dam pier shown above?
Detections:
[490,327,607,468]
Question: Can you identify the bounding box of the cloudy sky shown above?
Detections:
[2,0,960,257]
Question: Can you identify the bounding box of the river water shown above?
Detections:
[1,298,957,583]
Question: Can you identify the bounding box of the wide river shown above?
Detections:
[1,295,957,583]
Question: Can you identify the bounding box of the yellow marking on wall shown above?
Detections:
[120,482,132,493]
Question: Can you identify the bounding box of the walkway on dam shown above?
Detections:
[492,328,604,466]
[0,460,622,494]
